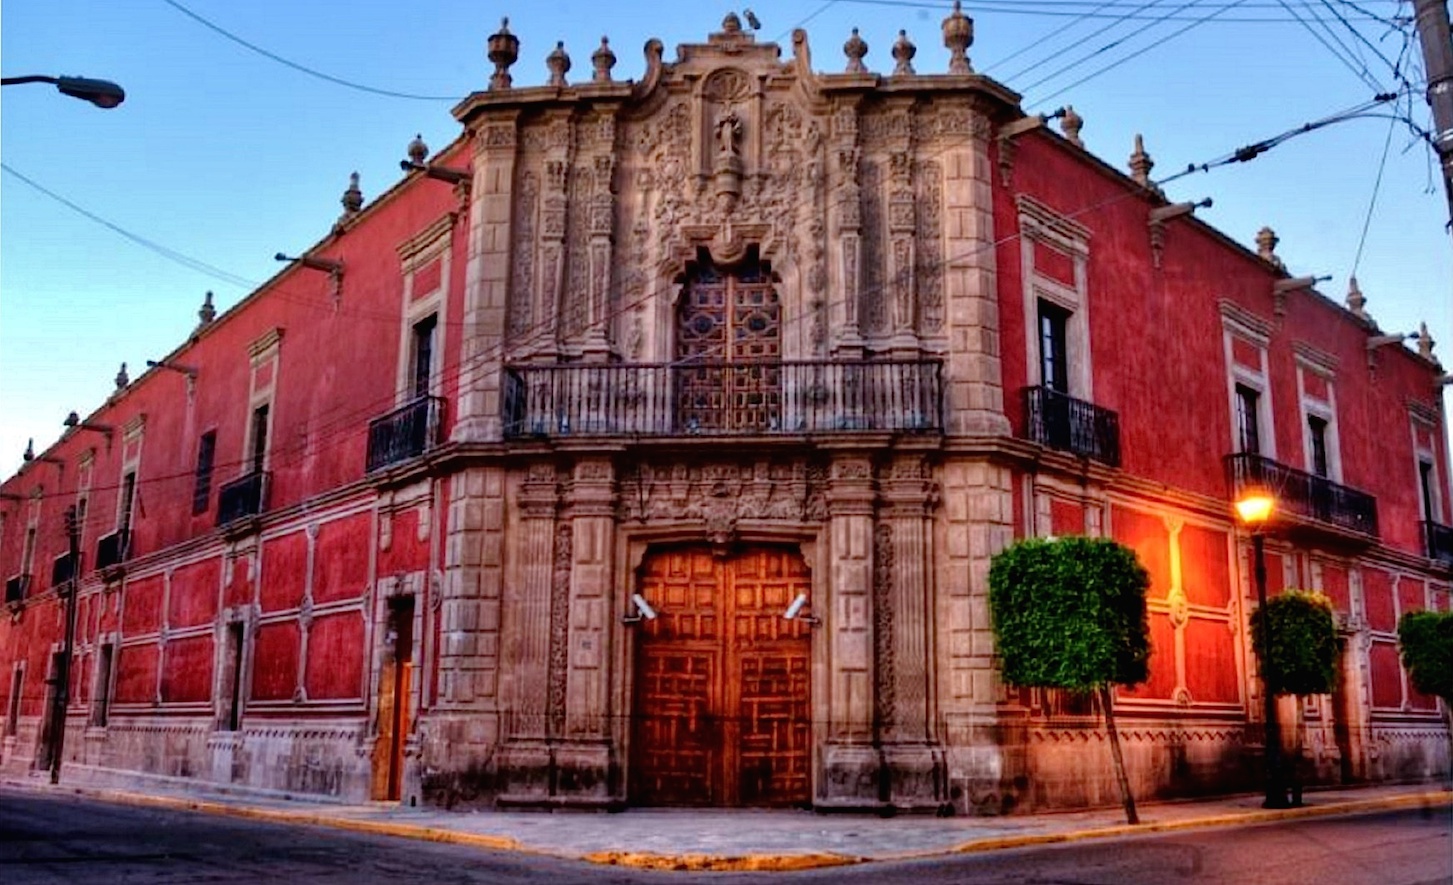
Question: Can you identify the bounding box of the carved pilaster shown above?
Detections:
[583,122,619,359]
[820,453,879,806]
[830,101,864,353]
[887,148,919,353]
[505,463,559,739]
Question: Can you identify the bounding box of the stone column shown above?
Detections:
[879,452,944,808]
[941,111,1010,437]
[454,114,520,442]
[819,452,879,807]
[938,456,1014,813]
[884,102,920,354]
[557,456,616,803]
[420,465,506,801]
[496,463,559,799]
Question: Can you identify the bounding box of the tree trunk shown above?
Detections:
[1443,700,1453,788]
[1289,696,1305,807]
[1098,684,1138,825]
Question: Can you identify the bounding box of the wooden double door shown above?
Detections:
[630,546,812,807]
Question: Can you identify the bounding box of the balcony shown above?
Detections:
[367,395,443,473]
[1225,453,1379,539]
[1020,386,1122,467]
[217,471,268,527]
[1425,521,1453,566]
[96,530,130,571]
[502,359,943,440]
[51,552,76,588]
[4,574,31,605]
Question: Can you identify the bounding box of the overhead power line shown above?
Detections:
[159,0,458,101]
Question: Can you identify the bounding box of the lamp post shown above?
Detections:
[1235,491,1289,809]
[1,75,125,109]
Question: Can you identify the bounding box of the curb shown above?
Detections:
[7,780,1449,873]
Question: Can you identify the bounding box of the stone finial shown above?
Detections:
[1255,226,1285,270]
[340,171,363,217]
[1345,275,1366,319]
[1060,105,1083,148]
[487,17,520,90]
[892,30,916,76]
[1128,133,1154,186]
[1418,322,1436,361]
[591,36,616,82]
[942,0,974,74]
[198,290,216,326]
[844,28,868,73]
[546,40,571,87]
[722,11,742,33]
[407,133,428,165]
[114,362,129,391]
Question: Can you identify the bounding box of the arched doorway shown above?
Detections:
[675,249,782,433]
[630,545,812,806]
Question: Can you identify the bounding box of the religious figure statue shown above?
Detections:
[716,109,743,158]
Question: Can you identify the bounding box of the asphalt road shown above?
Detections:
[0,789,1448,884]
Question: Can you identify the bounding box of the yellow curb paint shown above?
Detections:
[581,851,862,872]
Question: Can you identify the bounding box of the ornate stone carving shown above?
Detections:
[564,166,591,339]
[860,160,886,335]
[873,522,896,727]
[702,68,752,103]
[916,159,944,333]
[487,18,519,91]
[508,171,539,339]
[617,459,826,525]
[591,37,616,82]
[942,0,974,73]
[545,41,571,87]
[546,521,572,738]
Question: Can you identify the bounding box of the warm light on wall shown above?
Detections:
[1234,493,1275,526]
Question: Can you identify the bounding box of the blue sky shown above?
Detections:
[3,0,1449,479]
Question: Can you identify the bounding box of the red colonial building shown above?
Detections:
[2,10,1448,813]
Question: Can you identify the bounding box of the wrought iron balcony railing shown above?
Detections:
[217,471,268,527]
[1021,385,1122,467]
[96,530,130,570]
[1225,453,1379,538]
[1424,520,1453,565]
[502,359,943,439]
[51,552,76,588]
[367,395,443,473]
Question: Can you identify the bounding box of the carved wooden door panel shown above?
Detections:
[676,259,782,433]
[631,546,811,807]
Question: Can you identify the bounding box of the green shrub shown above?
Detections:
[988,537,1150,690]
[1249,589,1336,697]
[1398,609,1453,703]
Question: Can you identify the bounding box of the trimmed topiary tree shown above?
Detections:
[1398,609,1453,758]
[1248,589,1336,804]
[988,536,1150,824]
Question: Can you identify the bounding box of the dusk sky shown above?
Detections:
[3,0,1449,481]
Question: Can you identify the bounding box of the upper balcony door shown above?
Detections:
[675,253,782,433]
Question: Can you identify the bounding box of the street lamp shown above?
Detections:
[1235,490,1289,809]
[1,75,125,109]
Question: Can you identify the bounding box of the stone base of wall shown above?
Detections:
[817,742,950,812]
[416,709,502,808]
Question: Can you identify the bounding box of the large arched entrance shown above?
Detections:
[629,545,812,806]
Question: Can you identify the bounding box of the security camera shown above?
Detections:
[784,593,809,620]
[631,593,658,621]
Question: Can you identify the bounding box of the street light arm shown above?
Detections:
[2,74,125,108]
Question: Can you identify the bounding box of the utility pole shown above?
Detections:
[49,504,81,785]
[1413,0,1453,233]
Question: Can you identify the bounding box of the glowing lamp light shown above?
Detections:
[1234,493,1275,526]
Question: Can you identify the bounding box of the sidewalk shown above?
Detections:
[4,773,1449,872]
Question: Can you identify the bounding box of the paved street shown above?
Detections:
[0,788,1448,884]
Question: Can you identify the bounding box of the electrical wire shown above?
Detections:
[159,0,459,102]
[1273,0,1383,92]
[1030,0,1255,104]
[1350,112,1400,278]
[1010,0,1200,96]
[834,0,1389,21]
[1,164,258,291]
